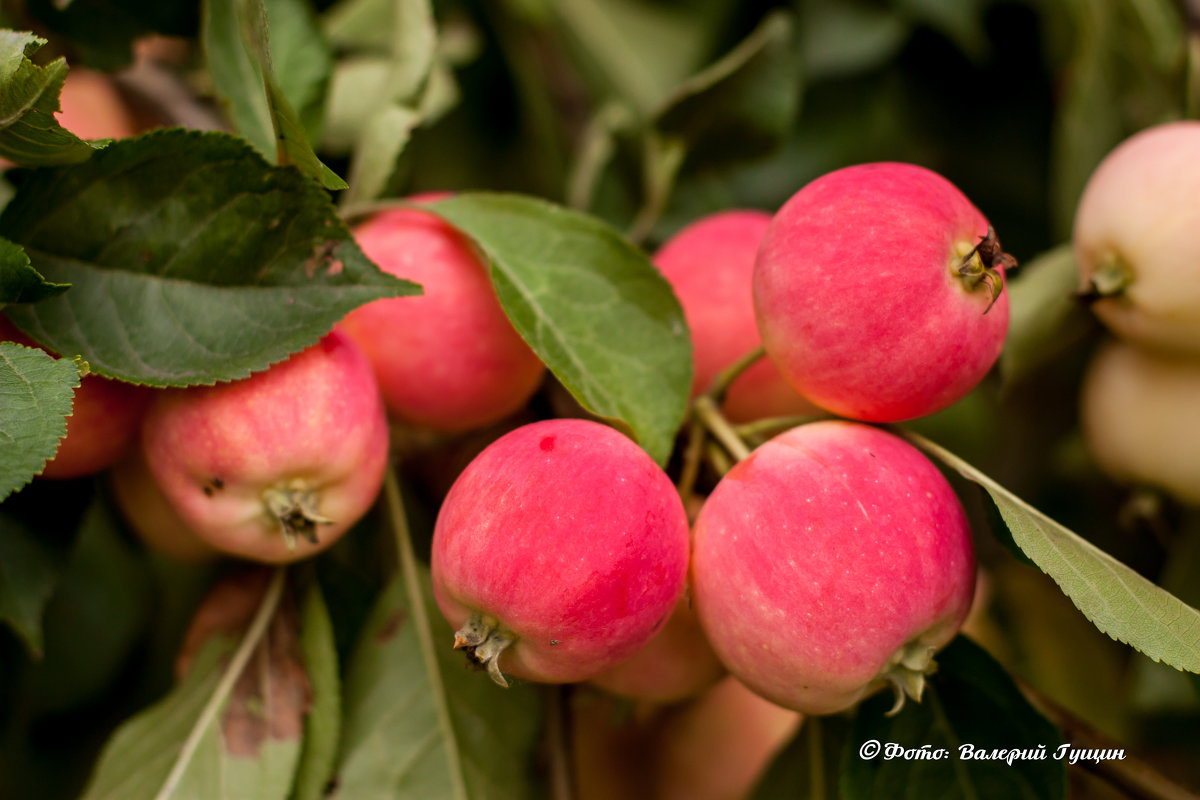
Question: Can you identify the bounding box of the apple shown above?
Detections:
[1080,338,1200,505]
[653,210,822,422]
[1073,121,1200,355]
[129,330,389,564]
[337,200,546,432]
[753,162,1012,422]
[691,420,976,715]
[56,68,137,143]
[431,418,690,686]
[1,314,152,480]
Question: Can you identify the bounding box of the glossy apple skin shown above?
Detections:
[654,211,822,423]
[589,595,726,704]
[1,315,152,480]
[338,202,545,432]
[135,330,389,564]
[1081,338,1200,505]
[431,418,690,684]
[1074,121,1200,355]
[754,162,1009,422]
[691,420,976,715]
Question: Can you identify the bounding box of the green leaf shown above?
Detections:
[795,0,910,81]
[905,430,1200,674]
[998,244,1096,385]
[81,569,302,800]
[0,31,101,166]
[749,715,852,800]
[427,193,692,466]
[341,104,421,209]
[264,0,334,144]
[0,238,68,305]
[843,636,1065,800]
[0,510,68,655]
[204,0,346,189]
[0,343,79,500]
[655,11,803,166]
[335,572,545,800]
[28,496,153,714]
[290,580,341,800]
[0,129,418,386]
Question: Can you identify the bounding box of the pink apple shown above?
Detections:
[1,314,152,480]
[754,162,1011,422]
[56,68,137,142]
[1080,338,1200,505]
[130,330,389,564]
[653,210,822,422]
[589,595,726,704]
[1073,121,1200,355]
[691,420,976,715]
[337,200,546,432]
[431,418,690,686]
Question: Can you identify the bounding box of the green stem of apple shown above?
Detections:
[694,394,752,463]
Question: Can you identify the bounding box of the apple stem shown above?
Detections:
[262,484,333,550]
[454,611,515,688]
[694,394,752,462]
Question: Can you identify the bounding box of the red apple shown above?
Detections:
[128,330,389,564]
[431,418,690,686]
[691,420,976,715]
[1073,121,1200,355]
[754,162,1011,422]
[653,210,822,422]
[338,200,546,432]
[1,314,152,480]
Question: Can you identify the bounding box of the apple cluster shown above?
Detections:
[1074,122,1200,506]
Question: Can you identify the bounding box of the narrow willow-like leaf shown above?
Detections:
[655,11,802,166]
[290,581,341,800]
[341,104,420,207]
[0,238,68,305]
[907,431,1200,673]
[0,129,417,386]
[0,31,100,165]
[0,510,67,655]
[843,636,1065,800]
[428,193,691,466]
[0,343,79,500]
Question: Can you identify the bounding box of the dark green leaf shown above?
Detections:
[655,11,803,166]
[895,0,989,60]
[335,571,545,800]
[0,238,68,305]
[28,496,153,714]
[0,343,79,500]
[290,581,341,800]
[843,637,1065,800]
[264,0,334,143]
[999,245,1095,386]
[0,129,418,386]
[0,510,68,655]
[749,715,852,800]
[906,431,1200,674]
[0,31,100,166]
[204,0,274,157]
[428,193,691,466]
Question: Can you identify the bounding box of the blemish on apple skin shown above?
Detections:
[539,436,556,452]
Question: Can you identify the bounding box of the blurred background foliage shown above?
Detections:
[1,0,1199,796]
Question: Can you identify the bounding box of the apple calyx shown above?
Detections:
[1079,251,1134,302]
[953,226,1014,315]
[261,482,333,549]
[454,612,515,688]
[878,638,939,717]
